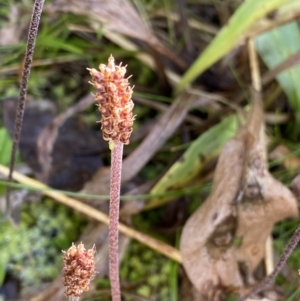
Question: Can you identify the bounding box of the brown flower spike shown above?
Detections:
[62,242,96,300]
[88,55,134,148]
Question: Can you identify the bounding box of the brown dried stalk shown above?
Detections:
[88,55,134,301]
[6,0,45,217]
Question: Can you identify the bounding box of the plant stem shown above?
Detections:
[109,141,123,301]
[6,0,45,217]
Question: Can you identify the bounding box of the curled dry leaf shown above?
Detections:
[180,93,298,301]
[45,0,186,69]
[46,0,148,40]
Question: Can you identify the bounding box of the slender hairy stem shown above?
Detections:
[239,225,300,301]
[109,142,123,301]
[6,0,45,216]
[88,56,133,300]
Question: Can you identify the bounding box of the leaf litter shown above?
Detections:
[180,91,298,300]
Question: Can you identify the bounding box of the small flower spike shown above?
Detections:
[88,55,134,148]
[62,242,96,300]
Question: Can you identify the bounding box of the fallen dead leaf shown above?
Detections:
[180,93,298,300]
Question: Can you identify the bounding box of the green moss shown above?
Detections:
[137,285,151,297]
[0,197,86,287]
[120,240,173,301]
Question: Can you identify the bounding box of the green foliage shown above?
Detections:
[256,22,300,131]
[227,296,238,301]
[175,0,290,93]
[147,115,237,209]
[286,287,300,301]
[0,127,14,195]
[120,240,173,301]
[0,7,108,100]
[94,239,174,300]
[0,128,13,167]
[0,198,86,287]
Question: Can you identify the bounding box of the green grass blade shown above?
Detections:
[146,115,237,209]
[0,128,13,167]
[255,22,300,127]
[175,0,289,94]
[37,36,84,54]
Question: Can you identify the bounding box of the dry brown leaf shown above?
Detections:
[180,95,298,301]
[45,0,186,69]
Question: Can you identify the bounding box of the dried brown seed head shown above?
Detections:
[62,242,96,299]
[88,55,135,147]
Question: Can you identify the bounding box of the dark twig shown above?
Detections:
[233,50,300,106]
[238,225,300,301]
[176,0,194,56]
[5,0,45,217]
[262,50,300,86]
